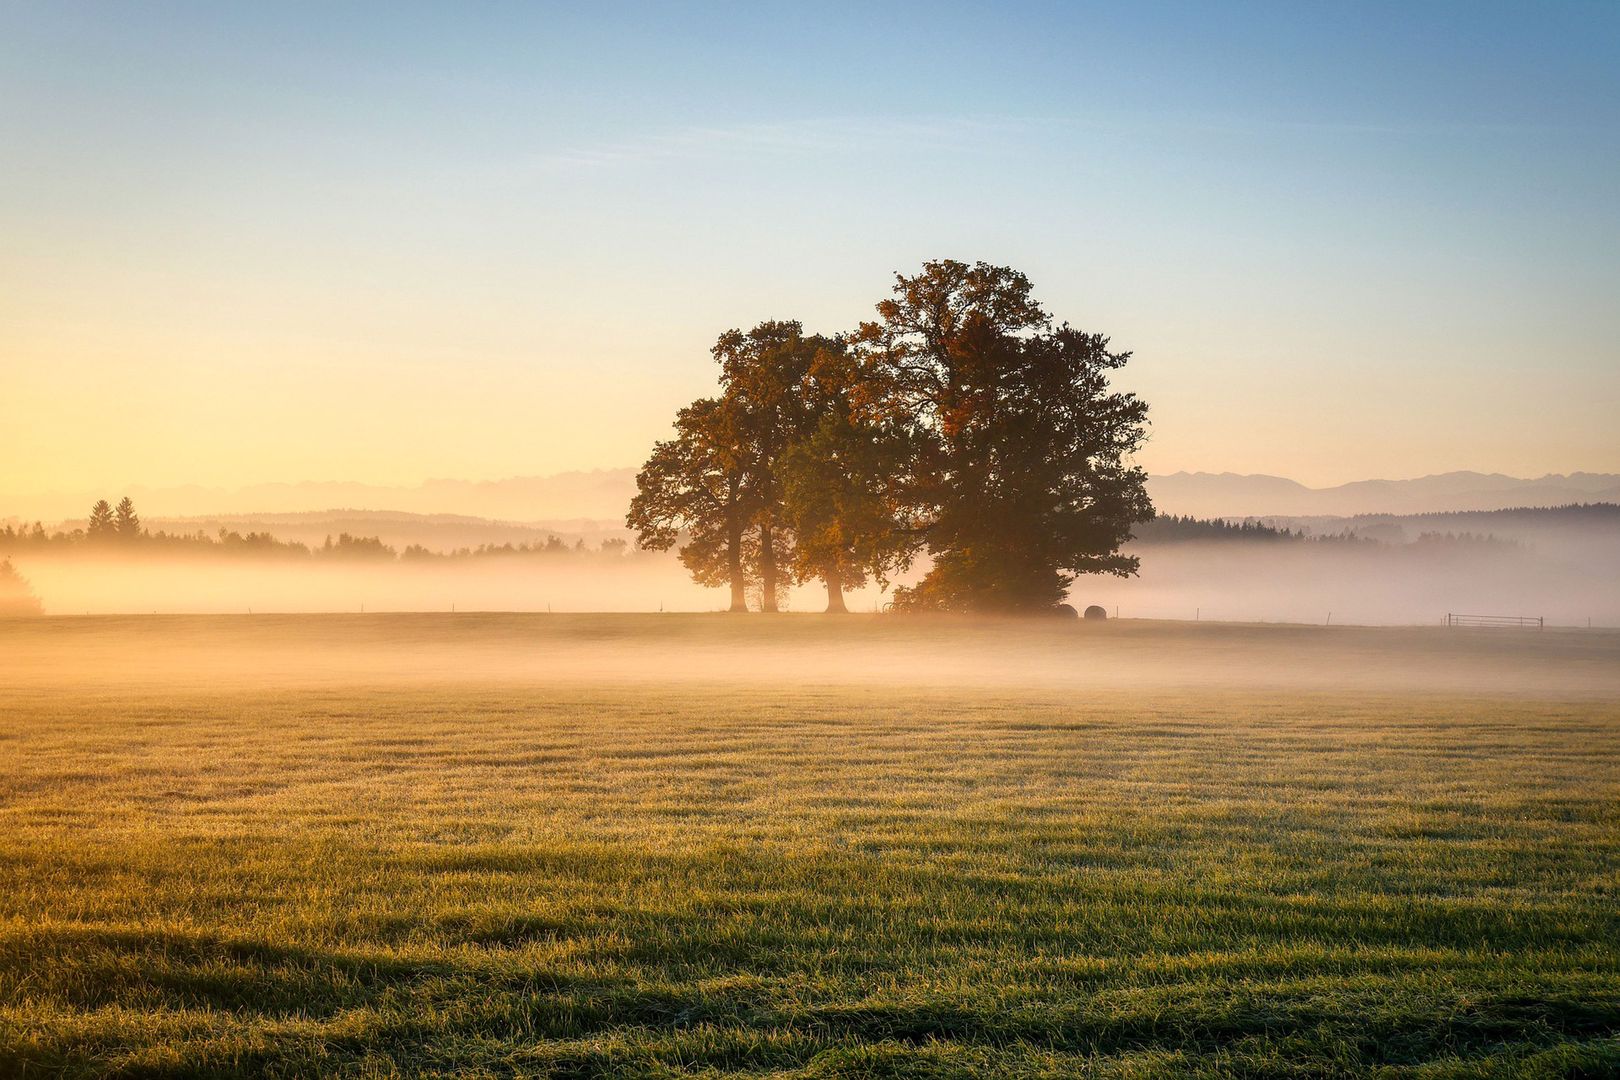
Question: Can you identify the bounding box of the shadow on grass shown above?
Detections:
[4,833,1620,1078]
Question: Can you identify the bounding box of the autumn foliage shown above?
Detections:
[629,261,1153,613]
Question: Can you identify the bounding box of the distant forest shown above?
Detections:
[1338,503,1620,528]
[1132,515,1300,542]
[1130,514,1532,549]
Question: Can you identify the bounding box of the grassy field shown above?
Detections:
[2,615,1618,1077]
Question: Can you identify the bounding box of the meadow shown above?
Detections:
[2,615,1618,1077]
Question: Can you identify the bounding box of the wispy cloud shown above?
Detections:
[505,107,1549,184]
[531,114,1048,173]
[525,107,1539,173]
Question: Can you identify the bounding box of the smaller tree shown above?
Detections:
[628,396,755,611]
[87,500,116,541]
[114,497,141,541]
[0,559,43,616]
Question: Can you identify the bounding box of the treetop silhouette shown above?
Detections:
[115,496,141,540]
[85,499,120,543]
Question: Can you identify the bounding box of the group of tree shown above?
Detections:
[2,496,146,548]
[629,259,1154,613]
[1132,515,1299,543]
[0,516,397,560]
[85,497,142,541]
[402,537,632,561]
[1408,531,1522,552]
[1129,516,1536,549]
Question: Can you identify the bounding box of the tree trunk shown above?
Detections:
[759,522,779,613]
[824,565,847,613]
[727,519,748,612]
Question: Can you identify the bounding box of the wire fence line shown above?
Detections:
[1445,613,1544,629]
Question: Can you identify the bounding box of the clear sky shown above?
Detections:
[3,1,1617,495]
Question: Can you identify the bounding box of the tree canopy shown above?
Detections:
[854,261,1152,611]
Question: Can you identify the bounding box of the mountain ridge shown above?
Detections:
[1150,470,1620,517]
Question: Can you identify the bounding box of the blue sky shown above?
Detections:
[2,1,1617,492]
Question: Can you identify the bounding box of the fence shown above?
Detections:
[1445,613,1543,629]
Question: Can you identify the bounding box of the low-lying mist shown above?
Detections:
[7,530,1618,626]
[6,611,1617,702]
[1075,536,1620,627]
[7,552,891,617]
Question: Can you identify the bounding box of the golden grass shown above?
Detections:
[1,615,1617,1077]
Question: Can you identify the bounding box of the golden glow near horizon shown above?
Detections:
[3,6,1617,499]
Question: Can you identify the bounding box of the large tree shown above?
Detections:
[852,259,1152,612]
[627,396,754,612]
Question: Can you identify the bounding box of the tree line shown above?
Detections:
[1,514,404,560]
[628,260,1153,613]
[1132,515,1299,543]
[5,496,147,546]
[0,502,639,563]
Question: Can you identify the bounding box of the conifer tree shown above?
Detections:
[87,500,116,541]
[114,497,141,541]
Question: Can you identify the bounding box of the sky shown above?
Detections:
[2,1,1617,497]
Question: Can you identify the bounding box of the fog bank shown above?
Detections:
[1076,537,1620,627]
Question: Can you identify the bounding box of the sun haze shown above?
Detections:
[3,3,1617,496]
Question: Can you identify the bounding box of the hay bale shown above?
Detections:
[1083,605,1108,621]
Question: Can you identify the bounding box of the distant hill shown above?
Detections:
[1147,471,1620,518]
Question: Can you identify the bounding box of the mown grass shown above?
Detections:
[2,616,1618,1077]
